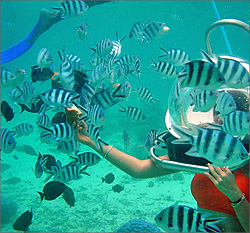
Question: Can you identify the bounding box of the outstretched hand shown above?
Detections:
[204,164,242,202]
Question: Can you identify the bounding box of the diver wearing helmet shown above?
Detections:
[66,88,249,232]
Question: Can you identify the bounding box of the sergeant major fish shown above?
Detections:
[1,67,17,87]
[90,38,113,57]
[119,105,146,122]
[155,203,225,232]
[69,152,101,167]
[1,128,16,153]
[171,124,249,167]
[215,91,237,115]
[77,21,88,41]
[37,48,53,70]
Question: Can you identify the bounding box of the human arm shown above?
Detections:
[72,120,178,179]
[204,165,249,232]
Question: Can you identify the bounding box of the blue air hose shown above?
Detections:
[211,1,233,54]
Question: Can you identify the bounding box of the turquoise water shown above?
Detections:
[1,1,249,232]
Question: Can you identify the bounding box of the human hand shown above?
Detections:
[204,164,242,202]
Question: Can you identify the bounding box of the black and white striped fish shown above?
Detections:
[58,51,75,91]
[159,47,190,66]
[178,60,225,90]
[150,58,178,79]
[90,38,113,57]
[69,152,101,166]
[109,33,125,60]
[115,63,131,79]
[78,104,106,128]
[208,110,249,139]
[57,138,79,155]
[37,48,53,70]
[56,164,90,183]
[215,91,237,115]
[39,131,53,144]
[36,113,51,129]
[142,22,169,44]
[136,86,159,105]
[201,50,249,88]
[1,67,17,87]
[133,55,142,81]
[129,19,150,41]
[35,152,48,178]
[41,123,74,141]
[119,105,146,122]
[9,82,35,104]
[190,89,219,112]
[87,124,108,153]
[89,63,107,88]
[11,123,34,137]
[143,129,161,154]
[89,57,107,68]
[1,128,16,153]
[112,80,132,99]
[91,85,123,110]
[40,88,80,108]
[155,203,226,232]
[116,54,136,67]
[50,0,89,19]
[171,124,249,167]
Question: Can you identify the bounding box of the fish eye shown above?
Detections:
[158,217,162,221]
[229,104,233,107]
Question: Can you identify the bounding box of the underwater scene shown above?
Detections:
[1,1,249,232]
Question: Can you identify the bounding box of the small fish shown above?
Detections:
[69,152,101,167]
[57,138,79,155]
[31,65,58,83]
[171,124,249,167]
[178,60,225,90]
[112,184,124,193]
[90,38,113,57]
[58,51,75,91]
[143,129,161,154]
[3,177,21,185]
[129,19,150,41]
[41,123,74,141]
[36,113,51,129]
[13,154,19,160]
[122,130,131,149]
[1,128,16,153]
[40,153,57,171]
[133,55,143,81]
[155,203,225,232]
[11,123,34,137]
[119,105,146,122]
[89,57,107,68]
[35,153,48,178]
[77,21,88,41]
[18,96,45,114]
[15,68,26,83]
[40,88,80,108]
[53,164,90,183]
[190,89,219,112]
[62,187,75,207]
[150,58,178,79]
[109,32,125,59]
[215,91,237,115]
[87,124,108,153]
[39,131,53,144]
[50,0,89,19]
[13,209,33,232]
[37,48,53,70]
[158,47,190,66]
[208,110,249,139]
[116,54,136,67]
[136,86,160,105]
[112,80,132,99]
[101,172,115,184]
[1,67,17,87]
[201,49,249,88]
[142,22,169,44]
[1,101,15,122]
[38,181,67,202]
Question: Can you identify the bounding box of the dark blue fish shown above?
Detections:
[1,101,14,122]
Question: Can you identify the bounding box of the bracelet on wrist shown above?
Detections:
[103,145,113,158]
[230,193,245,208]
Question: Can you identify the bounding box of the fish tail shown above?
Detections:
[118,104,126,112]
[37,191,45,202]
[101,177,106,183]
[204,217,226,232]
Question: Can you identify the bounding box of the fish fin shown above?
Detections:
[206,123,223,130]
[101,177,106,183]
[37,191,45,202]
[171,125,193,144]
[118,104,126,112]
[200,49,215,65]
[39,125,53,134]
[204,217,227,232]
[185,147,201,158]
[51,72,60,80]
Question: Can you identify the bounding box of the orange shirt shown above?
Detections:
[191,170,249,215]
